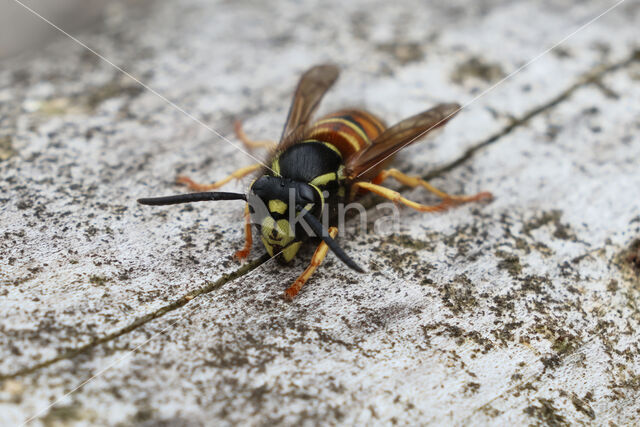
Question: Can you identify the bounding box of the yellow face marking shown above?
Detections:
[261,216,276,237]
[310,183,324,207]
[268,199,288,215]
[261,236,274,256]
[271,156,281,176]
[261,217,294,247]
[337,165,345,180]
[281,241,302,262]
[310,172,337,187]
[337,186,346,198]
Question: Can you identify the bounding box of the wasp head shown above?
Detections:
[249,175,322,262]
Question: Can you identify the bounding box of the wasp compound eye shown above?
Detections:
[296,183,316,204]
[250,176,271,197]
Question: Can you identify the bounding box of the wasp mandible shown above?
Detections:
[138,65,492,298]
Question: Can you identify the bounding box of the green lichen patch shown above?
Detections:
[552,46,574,59]
[89,275,111,286]
[376,42,425,65]
[619,238,640,281]
[530,321,581,353]
[478,403,502,418]
[462,381,481,396]
[84,81,145,110]
[523,398,569,426]
[383,233,437,252]
[40,403,96,427]
[518,274,552,295]
[422,321,494,353]
[610,372,640,394]
[370,235,434,276]
[550,333,580,355]
[0,136,16,161]
[522,210,576,241]
[439,275,480,315]
[495,250,523,278]
[491,321,524,345]
[570,393,595,420]
[451,57,505,85]
[36,79,144,116]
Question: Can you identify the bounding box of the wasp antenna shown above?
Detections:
[303,213,364,273]
[137,192,246,206]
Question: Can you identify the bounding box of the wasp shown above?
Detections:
[138,64,491,298]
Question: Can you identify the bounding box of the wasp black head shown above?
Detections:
[251,176,320,212]
[249,175,323,262]
[248,175,363,272]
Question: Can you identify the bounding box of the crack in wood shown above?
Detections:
[459,49,640,422]
[3,49,638,382]
[0,255,269,381]
[424,49,639,181]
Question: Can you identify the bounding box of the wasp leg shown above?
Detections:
[373,168,493,204]
[234,120,277,151]
[176,163,261,191]
[352,182,458,213]
[285,227,339,299]
[235,203,253,260]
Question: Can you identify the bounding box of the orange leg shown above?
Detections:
[284,227,339,299]
[176,164,261,191]
[235,203,252,260]
[351,182,458,213]
[372,168,492,204]
[234,120,277,150]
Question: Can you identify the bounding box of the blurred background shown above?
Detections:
[0,0,149,59]
[1,0,98,58]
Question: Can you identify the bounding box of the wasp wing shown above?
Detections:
[345,103,461,181]
[278,64,340,149]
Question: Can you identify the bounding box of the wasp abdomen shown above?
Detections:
[306,109,386,159]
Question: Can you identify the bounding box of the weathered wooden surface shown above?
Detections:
[1,0,639,425]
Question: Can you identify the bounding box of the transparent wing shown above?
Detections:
[346,103,461,181]
[278,64,340,148]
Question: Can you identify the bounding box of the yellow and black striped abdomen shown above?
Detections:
[305,110,386,160]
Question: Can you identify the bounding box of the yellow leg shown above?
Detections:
[234,120,277,150]
[374,168,493,203]
[284,227,339,299]
[352,182,456,213]
[235,203,252,260]
[176,163,261,191]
